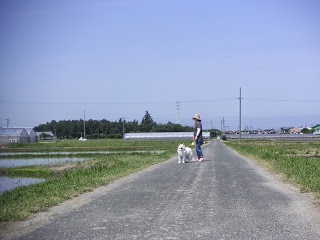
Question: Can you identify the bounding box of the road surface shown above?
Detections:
[3,140,320,240]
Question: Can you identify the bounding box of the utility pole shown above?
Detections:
[238,87,242,142]
[220,117,225,136]
[176,102,180,124]
[122,117,125,141]
[222,117,225,133]
[5,119,10,128]
[83,109,86,139]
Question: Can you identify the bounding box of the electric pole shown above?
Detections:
[238,88,242,142]
[176,102,180,124]
[83,109,86,139]
[122,117,126,141]
[220,117,225,136]
[5,119,10,128]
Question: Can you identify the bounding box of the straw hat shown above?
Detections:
[192,114,201,121]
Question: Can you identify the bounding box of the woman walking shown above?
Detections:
[192,114,204,162]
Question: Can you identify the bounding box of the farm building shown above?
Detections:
[312,125,320,135]
[24,128,38,142]
[124,132,210,141]
[36,131,55,140]
[0,128,38,143]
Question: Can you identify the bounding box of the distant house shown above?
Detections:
[264,128,276,134]
[36,131,55,140]
[252,129,263,134]
[0,128,38,143]
[279,127,294,134]
[289,127,302,134]
[312,124,320,135]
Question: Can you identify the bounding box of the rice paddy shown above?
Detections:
[0,139,179,222]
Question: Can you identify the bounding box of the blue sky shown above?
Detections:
[1,0,319,130]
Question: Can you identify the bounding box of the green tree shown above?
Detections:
[301,128,312,134]
[140,111,156,132]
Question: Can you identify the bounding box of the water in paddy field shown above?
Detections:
[0,150,165,194]
[0,150,165,157]
[0,157,88,168]
[0,157,87,194]
[0,176,46,195]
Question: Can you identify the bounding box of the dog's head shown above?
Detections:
[178,143,186,151]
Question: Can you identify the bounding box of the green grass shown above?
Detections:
[0,140,179,222]
[225,140,320,195]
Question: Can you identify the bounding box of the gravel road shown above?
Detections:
[2,140,320,240]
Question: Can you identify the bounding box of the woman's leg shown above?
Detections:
[195,139,203,160]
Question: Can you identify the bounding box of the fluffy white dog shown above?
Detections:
[177,143,193,163]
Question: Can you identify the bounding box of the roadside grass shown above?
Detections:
[0,140,179,222]
[225,141,320,196]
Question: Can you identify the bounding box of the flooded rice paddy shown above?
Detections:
[0,176,46,195]
[0,157,88,168]
[0,157,87,194]
[0,150,165,194]
[0,150,164,156]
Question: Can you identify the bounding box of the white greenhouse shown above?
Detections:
[0,128,38,143]
[124,132,210,141]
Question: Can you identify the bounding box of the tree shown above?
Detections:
[301,128,312,134]
[34,111,195,139]
[39,132,50,140]
[140,111,156,132]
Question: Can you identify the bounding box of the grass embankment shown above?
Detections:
[225,140,320,196]
[0,140,179,222]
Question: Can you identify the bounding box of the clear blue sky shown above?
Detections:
[1,0,319,130]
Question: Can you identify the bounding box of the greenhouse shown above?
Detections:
[0,128,38,143]
[124,132,210,141]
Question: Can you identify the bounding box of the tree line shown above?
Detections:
[34,111,213,139]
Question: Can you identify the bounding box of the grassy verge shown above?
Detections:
[225,140,320,196]
[0,140,179,222]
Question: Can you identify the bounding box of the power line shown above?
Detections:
[2,98,318,105]
[245,98,320,102]
[1,99,235,105]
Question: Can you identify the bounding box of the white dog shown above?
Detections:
[177,143,193,163]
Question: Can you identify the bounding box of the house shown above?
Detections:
[279,127,294,134]
[289,127,302,134]
[264,129,276,134]
[312,124,320,135]
[36,131,55,140]
[0,128,38,143]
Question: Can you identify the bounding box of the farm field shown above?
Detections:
[225,140,320,197]
[1,139,320,223]
[0,139,181,222]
